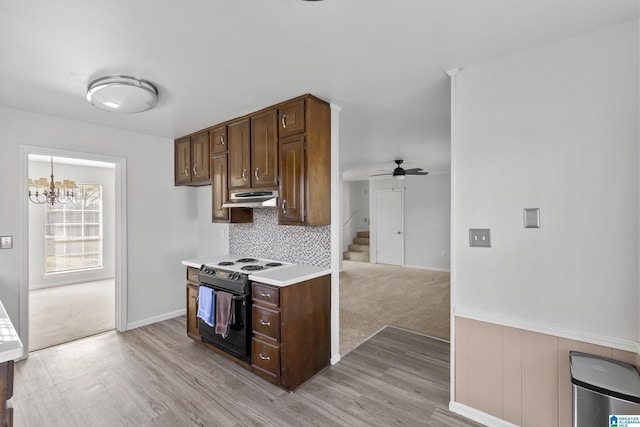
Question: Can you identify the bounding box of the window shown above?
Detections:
[44,184,103,273]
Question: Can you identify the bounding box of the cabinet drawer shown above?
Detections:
[278,100,305,137]
[252,338,280,378]
[187,267,199,284]
[252,283,279,307]
[252,305,280,341]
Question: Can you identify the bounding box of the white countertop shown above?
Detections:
[0,300,23,363]
[182,255,331,287]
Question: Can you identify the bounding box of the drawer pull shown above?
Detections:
[259,291,271,298]
[259,320,270,326]
[259,353,271,361]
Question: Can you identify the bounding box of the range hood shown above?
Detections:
[222,190,278,208]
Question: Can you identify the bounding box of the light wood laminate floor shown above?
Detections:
[15,317,480,427]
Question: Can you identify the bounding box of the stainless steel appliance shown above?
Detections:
[197,257,290,363]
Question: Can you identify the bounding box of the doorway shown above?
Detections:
[19,145,128,356]
[374,189,404,266]
[27,154,116,351]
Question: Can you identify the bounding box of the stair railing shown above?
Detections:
[342,210,360,252]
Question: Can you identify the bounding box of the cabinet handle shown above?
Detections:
[242,168,247,181]
[259,353,271,361]
[259,320,271,326]
[259,291,271,298]
[192,164,197,175]
[281,114,287,128]
[184,167,189,176]
[254,168,260,180]
[220,133,225,145]
[281,199,286,214]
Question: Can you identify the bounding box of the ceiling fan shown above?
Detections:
[371,160,429,180]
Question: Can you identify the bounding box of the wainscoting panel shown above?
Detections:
[455,317,639,427]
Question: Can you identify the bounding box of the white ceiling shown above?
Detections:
[1,1,637,178]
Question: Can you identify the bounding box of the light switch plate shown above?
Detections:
[523,208,541,228]
[0,236,12,249]
[469,229,491,248]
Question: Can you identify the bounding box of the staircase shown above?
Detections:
[343,230,370,263]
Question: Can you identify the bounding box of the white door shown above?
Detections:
[374,189,404,265]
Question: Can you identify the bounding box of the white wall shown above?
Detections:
[369,174,451,271]
[453,20,639,344]
[196,185,229,257]
[0,106,198,339]
[405,173,450,270]
[28,161,116,289]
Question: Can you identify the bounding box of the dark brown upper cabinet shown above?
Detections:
[210,125,227,155]
[278,99,305,138]
[174,131,210,186]
[250,108,278,189]
[227,118,251,190]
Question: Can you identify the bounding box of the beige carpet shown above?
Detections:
[29,279,115,351]
[340,261,450,354]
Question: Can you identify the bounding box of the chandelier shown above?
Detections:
[28,157,78,206]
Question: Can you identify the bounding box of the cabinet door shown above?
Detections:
[190,131,210,184]
[212,153,229,222]
[211,125,227,154]
[278,135,305,224]
[228,118,251,190]
[278,99,305,138]
[175,137,191,185]
[251,109,278,188]
[187,284,200,340]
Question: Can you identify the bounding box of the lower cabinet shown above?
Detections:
[184,267,331,391]
[186,268,200,341]
[0,360,14,427]
[251,275,331,391]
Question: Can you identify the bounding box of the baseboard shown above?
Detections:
[455,307,638,353]
[449,402,519,427]
[403,264,450,272]
[126,309,185,331]
[30,275,115,290]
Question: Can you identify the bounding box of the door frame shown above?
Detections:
[372,188,404,266]
[18,145,128,356]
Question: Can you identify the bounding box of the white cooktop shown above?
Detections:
[204,256,293,274]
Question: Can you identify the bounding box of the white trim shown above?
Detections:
[449,402,519,427]
[403,264,450,273]
[447,66,461,404]
[29,275,115,290]
[127,309,185,330]
[19,145,128,356]
[330,103,342,365]
[455,307,639,353]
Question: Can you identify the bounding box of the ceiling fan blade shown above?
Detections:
[370,172,392,176]
[406,171,429,175]
[403,168,423,173]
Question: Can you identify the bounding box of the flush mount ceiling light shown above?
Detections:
[86,75,158,113]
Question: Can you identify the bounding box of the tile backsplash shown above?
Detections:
[229,209,331,267]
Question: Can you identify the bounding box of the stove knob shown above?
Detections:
[233,273,239,280]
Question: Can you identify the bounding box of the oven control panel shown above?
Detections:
[200,265,248,283]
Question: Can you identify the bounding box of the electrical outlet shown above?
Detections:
[469,229,491,248]
[0,236,12,249]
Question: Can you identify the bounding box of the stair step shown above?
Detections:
[343,251,370,262]
[353,237,370,245]
[348,244,370,253]
[357,230,370,238]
